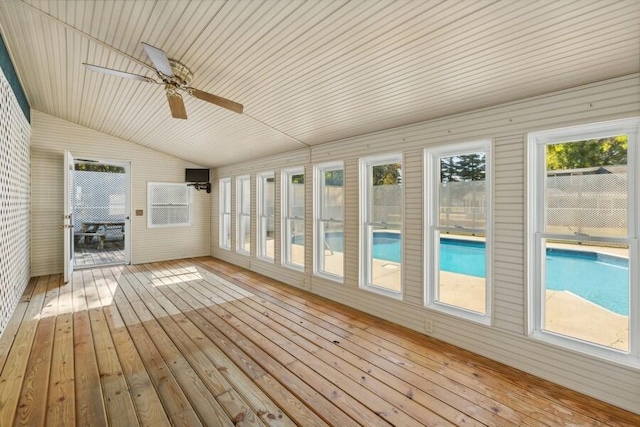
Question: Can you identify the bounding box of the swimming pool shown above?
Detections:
[321,233,629,315]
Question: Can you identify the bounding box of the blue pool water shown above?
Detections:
[321,233,629,315]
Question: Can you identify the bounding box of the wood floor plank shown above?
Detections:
[221,266,556,425]
[45,273,75,427]
[3,258,640,427]
[202,263,555,425]
[132,264,293,426]
[154,286,296,427]
[187,271,454,427]
[96,267,170,427]
[0,277,37,375]
[194,260,551,425]
[195,257,640,427]
[206,275,496,426]
[163,279,337,427]
[0,276,50,426]
[101,267,206,427]
[171,273,408,426]
[187,261,500,426]
[115,270,234,426]
[73,312,108,426]
[14,274,61,426]
[45,312,75,427]
[88,307,139,426]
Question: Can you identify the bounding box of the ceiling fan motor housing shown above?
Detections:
[167,59,193,87]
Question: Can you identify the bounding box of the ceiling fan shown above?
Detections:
[83,42,243,119]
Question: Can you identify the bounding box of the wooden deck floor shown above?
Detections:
[0,258,638,426]
[74,239,125,268]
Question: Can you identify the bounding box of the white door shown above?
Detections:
[63,150,74,282]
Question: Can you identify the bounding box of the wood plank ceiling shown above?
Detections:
[1,0,639,167]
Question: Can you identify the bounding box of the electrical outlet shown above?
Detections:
[424,319,434,334]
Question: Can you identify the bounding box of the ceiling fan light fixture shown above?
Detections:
[168,60,193,87]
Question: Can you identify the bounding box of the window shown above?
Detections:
[257,172,275,261]
[360,154,403,297]
[219,178,231,249]
[147,182,192,228]
[282,167,305,270]
[236,175,251,254]
[314,162,344,281]
[528,118,639,359]
[426,141,491,321]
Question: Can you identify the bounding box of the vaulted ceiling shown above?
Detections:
[1,0,638,167]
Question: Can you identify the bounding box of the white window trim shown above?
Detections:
[282,167,305,271]
[527,117,640,367]
[424,140,493,324]
[359,153,403,299]
[219,177,231,250]
[147,182,193,228]
[257,171,275,262]
[236,175,250,255]
[313,161,344,283]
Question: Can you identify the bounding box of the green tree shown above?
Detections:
[324,170,343,186]
[439,154,485,182]
[440,156,458,183]
[75,162,125,173]
[457,153,485,181]
[372,163,401,185]
[546,135,627,170]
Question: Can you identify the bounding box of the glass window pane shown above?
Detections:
[542,239,629,352]
[544,136,628,238]
[287,218,305,267]
[264,177,274,214]
[436,232,487,314]
[322,170,343,220]
[368,225,402,291]
[319,221,344,277]
[371,163,402,224]
[241,178,250,214]
[438,153,486,229]
[260,216,275,259]
[238,215,250,253]
[289,175,304,217]
[221,213,231,248]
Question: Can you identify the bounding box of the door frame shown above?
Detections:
[68,156,132,269]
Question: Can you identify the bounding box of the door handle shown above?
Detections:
[58,224,74,229]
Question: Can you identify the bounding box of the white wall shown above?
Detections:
[31,111,210,276]
[211,73,640,413]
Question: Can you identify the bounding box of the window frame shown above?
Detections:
[424,140,493,324]
[527,117,640,364]
[282,167,305,271]
[359,153,404,299]
[219,177,232,250]
[313,161,344,282]
[236,175,251,255]
[257,172,275,262]
[147,182,193,228]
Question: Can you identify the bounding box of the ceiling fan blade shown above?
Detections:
[142,42,174,77]
[189,88,244,114]
[83,63,153,82]
[166,91,187,119]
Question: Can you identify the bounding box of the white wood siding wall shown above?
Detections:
[30,111,210,276]
[212,73,640,413]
